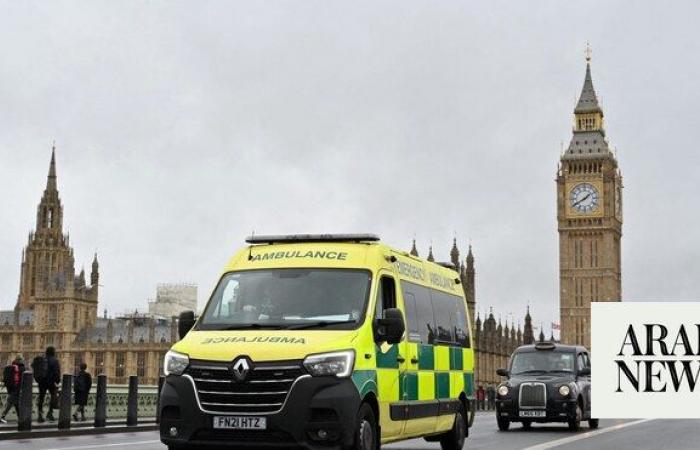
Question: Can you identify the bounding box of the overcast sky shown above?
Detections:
[1,1,699,335]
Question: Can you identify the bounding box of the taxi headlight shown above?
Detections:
[497,385,509,396]
[303,350,355,378]
[164,350,189,376]
[559,385,571,397]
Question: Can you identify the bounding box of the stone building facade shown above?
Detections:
[0,148,175,385]
[557,54,623,349]
[409,239,539,388]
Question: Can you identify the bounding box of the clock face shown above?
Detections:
[570,183,599,213]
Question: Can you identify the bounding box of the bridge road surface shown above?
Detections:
[1,414,699,450]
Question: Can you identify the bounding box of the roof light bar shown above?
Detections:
[245,234,380,244]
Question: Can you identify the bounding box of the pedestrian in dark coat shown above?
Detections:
[73,363,92,421]
[36,346,61,422]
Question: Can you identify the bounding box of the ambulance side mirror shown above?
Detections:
[178,310,196,339]
[374,308,405,345]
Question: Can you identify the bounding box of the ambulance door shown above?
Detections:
[373,273,407,440]
[401,282,438,437]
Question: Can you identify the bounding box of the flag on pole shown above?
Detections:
[551,322,561,330]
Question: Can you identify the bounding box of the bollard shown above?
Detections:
[94,374,107,428]
[126,375,138,426]
[156,375,165,424]
[17,371,33,431]
[58,374,73,429]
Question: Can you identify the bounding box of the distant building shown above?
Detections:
[148,283,197,317]
[0,148,175,384]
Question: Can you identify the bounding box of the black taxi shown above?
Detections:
[494,342,596,431]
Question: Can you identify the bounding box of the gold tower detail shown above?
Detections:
[557,52,623,348]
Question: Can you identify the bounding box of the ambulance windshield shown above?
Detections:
[198,269,371,330]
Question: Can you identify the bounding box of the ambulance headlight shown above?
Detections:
[164,350,189,376]
[303,350,355,378]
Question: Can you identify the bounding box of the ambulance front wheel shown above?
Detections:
[353,402,379,450]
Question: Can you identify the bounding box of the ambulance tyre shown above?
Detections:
[353,403,379,450]
[438,404,466,450]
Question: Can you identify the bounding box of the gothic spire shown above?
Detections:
[575,46,602,115]
[427,246,434,262]
[47,144,57,191]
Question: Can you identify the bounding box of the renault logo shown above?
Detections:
[231,356,252,382]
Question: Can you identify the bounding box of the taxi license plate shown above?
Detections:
[213,416,267,430]
[520,410,546,418]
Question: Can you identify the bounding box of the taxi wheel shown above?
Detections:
[568,403,582,431]
[354,403,379,450]
[589,418,600,429]
[522,420,532,430]
[439,404,466,450]
[497,415,510,431]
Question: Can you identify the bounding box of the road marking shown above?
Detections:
[521,419,654,450]
[44,440,160,450]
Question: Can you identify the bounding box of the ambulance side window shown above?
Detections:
[400,281,437,344]
[403,292,420,341]
[374,276,396,319]
[430,291,455,343]
[451,296,471,348]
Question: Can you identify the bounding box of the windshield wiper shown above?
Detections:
[219,323,287,330]
[285,320,358,330]
[513,369,547,375]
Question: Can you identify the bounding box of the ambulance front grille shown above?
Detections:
[185,359,306,414]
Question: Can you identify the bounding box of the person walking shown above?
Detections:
[487,384,496,410]
[33,346,61,422]
[72,363,92,422]
[0,355,25,423]
[476,385,485,411]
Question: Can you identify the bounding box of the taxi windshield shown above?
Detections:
[510,351,575,374]
[198,269,371,330]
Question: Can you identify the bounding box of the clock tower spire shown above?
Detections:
[557,49,623,348]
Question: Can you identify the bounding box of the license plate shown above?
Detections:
[213,416,267,430]
[520,410,546,418]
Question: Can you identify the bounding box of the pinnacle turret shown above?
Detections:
[410,239,419,257]
[450,238,460,268]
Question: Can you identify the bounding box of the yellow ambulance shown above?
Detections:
[159,234,475,450]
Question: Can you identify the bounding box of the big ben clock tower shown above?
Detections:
[557,49,623,348]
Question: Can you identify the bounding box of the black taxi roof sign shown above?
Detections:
[245,234,380,245]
